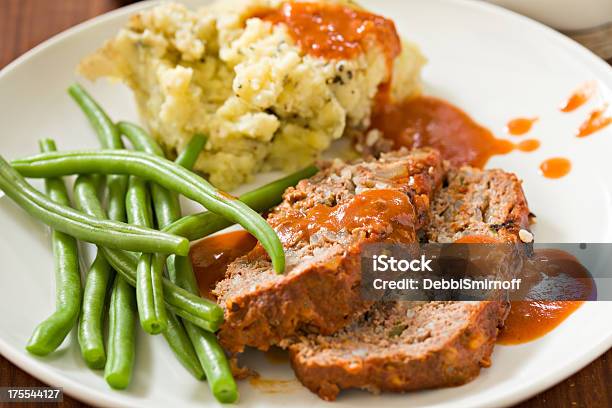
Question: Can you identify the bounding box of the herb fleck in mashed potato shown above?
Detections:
[79,0,425,189]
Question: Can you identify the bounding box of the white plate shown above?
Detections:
[0,0,611,407]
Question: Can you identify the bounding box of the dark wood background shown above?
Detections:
[0,1,611,407]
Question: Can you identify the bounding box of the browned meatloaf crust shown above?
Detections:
[213,148,444,353]
[288,166,531,401]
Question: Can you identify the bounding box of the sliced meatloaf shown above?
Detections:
[288,166,531,401]
[213,148,444,352]
[427,166,531,243]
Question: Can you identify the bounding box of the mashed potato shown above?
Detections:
[79,0,425,189]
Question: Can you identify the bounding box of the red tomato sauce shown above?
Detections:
[272,189,416,246]
[254,1,400,71]
[190,231,257,300]
[577,105,612,137]
[506,117,538,136]
[517,139,540,152]
[498,249,595,344]
[371,96,515,168]
[560,81,596,113]
[539,157,572,179]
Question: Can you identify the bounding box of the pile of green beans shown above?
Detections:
[0,83,319,404]
[67,88,240,401]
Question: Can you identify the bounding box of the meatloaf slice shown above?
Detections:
[289,166,531,401]
[427,166,531,243]
[214,148,444,353]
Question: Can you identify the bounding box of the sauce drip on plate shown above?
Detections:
[577,105,612,137]
[453,238,595,344]
[255,2,401,71]
[539,157,571,179]
[517,139,540,152]
[498,249,595,344]
[560,81,597,112]
[506,117,538,136]
[190,231,257,299]
[371,96,515,168]
[498,301,584,344]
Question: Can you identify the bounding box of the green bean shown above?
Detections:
[106,175,128,222]
[78,251,111,368]
[163,165,318,240]
[25,140,82,356]
[118,122,165,157]
[72,178,223,330]
[188,326,237,403]
[162,312,205,380]
[173,256,238,403]
[175,134,207,169]
[125,176,167,334]
[68,82,127,223]
[119,122,207,171]
[105,275,137,390]
[0,156,188,255]
[126,177,154,227]
[173,255,202,295]
[135,253,167,334]
[68,84,123,149]
[12,150,285,273]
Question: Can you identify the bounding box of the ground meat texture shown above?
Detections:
[213,148,444,353]
[290,301,504,401]
[288,166,531,400]
[427,166,531,243]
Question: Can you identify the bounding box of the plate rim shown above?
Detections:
[0,0,611,407]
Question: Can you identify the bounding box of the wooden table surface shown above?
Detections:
[0,1,611,407]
